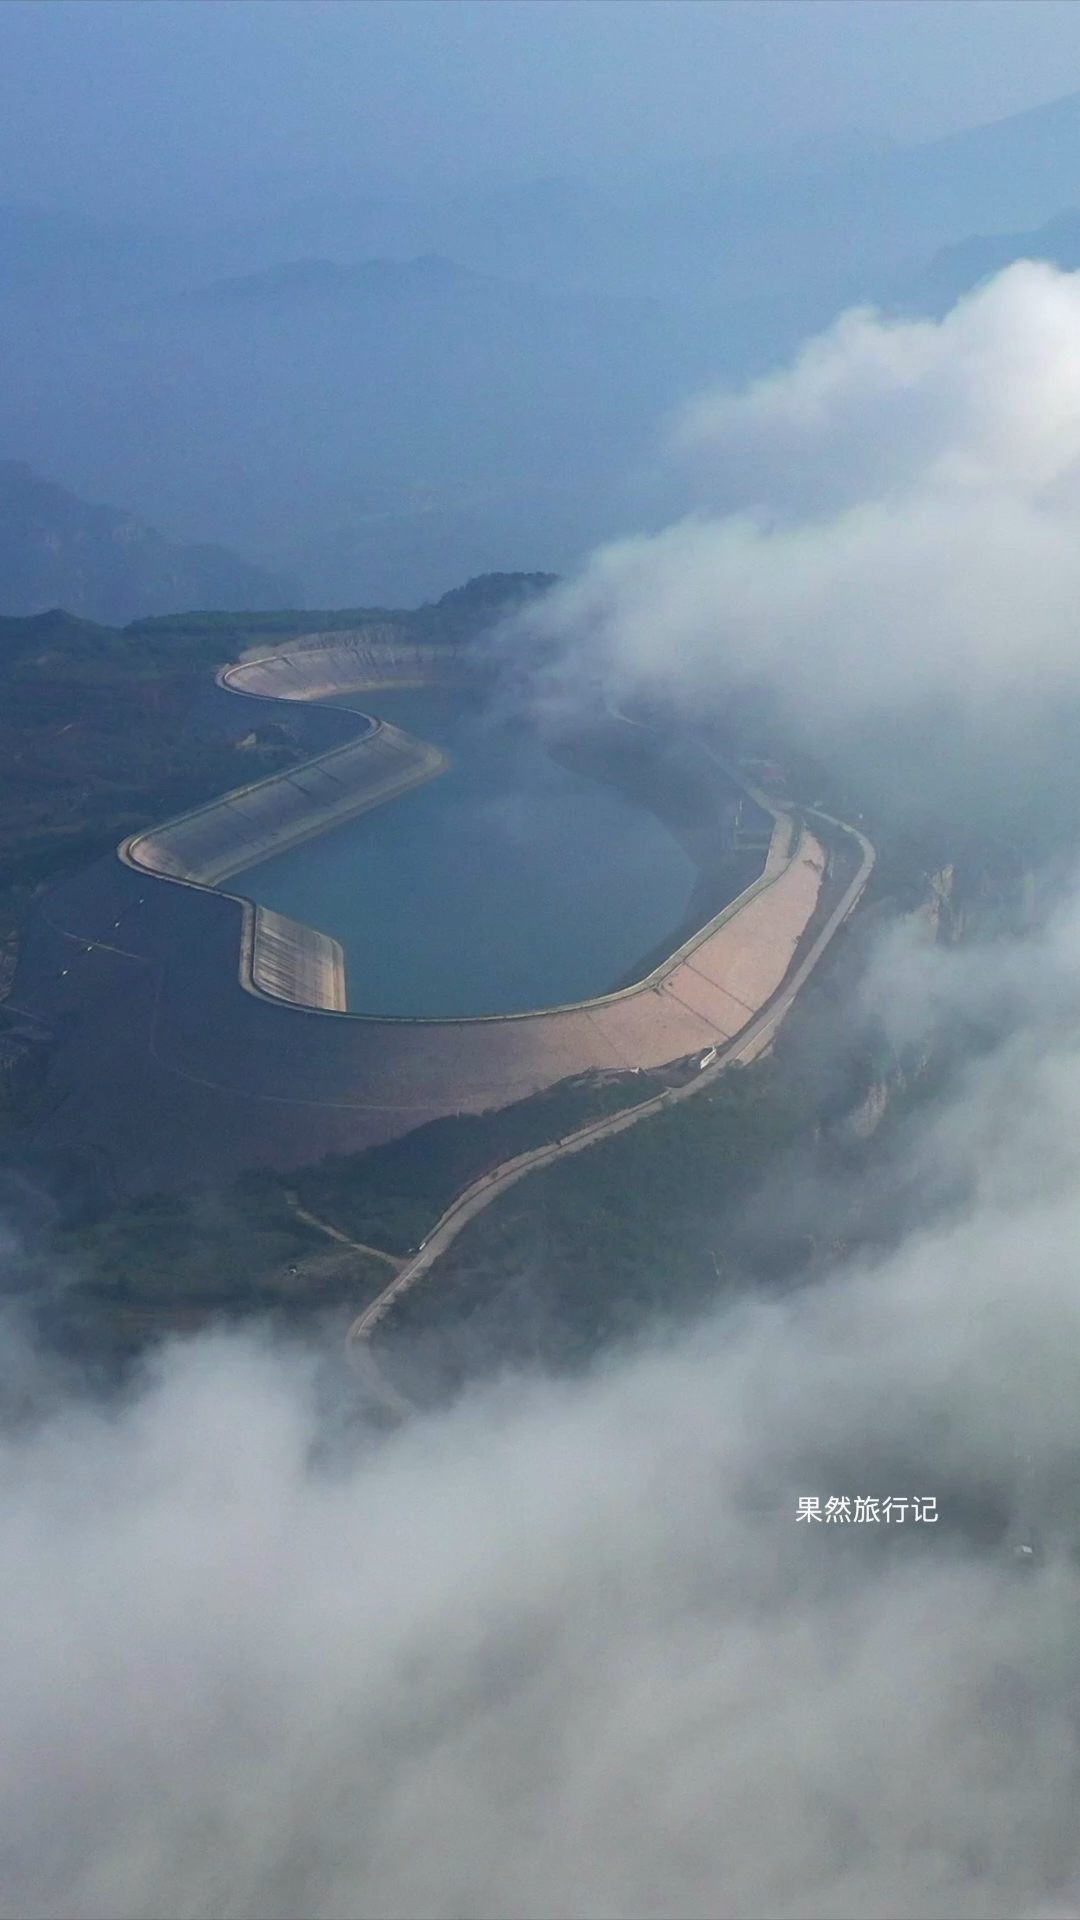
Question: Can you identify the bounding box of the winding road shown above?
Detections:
[346,806,875,1415]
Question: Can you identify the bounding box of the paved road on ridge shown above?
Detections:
[345,808,876,1416]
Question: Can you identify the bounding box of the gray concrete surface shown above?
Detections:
[123,719,448,890]
[248,908,346,1013]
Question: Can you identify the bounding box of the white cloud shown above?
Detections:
[534,263,1080,730]
[13,262,1080,1920]
[6,900,1080,1918]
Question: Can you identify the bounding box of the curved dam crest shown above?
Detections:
[122,636,765,1023]
[9,630,829,1188]
[123,641,465,1012]
[231,687,703,1019]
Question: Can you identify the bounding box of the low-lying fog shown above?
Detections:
[5,888,1080,1918]
[10,260,1080,1917]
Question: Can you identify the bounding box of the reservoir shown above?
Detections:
[233,690,699,1017]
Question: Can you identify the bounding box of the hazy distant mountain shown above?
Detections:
[195,251,510,308]
[891,92,1080,247]
[0,462,299,625]
[897,208,1080,316]
[9,91,1080,609]
[7,89,1080,312]
[1,254,685,602]
[0,204,245,309]
[294,498,581,611]
[239,92,1080,306]
[628,90,1080,308]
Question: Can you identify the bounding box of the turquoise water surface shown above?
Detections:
[236,691,697,1017]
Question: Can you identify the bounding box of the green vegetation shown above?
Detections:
[47,1176,391,1367]
[0,612,302,941]
[122,606,400,663]
[410,572,557,645]
[385,1056,813,1362]
[377,972,867,1388]
[124,571,557,657]
[26,1066,674,1367]
[291,1067,674,1256]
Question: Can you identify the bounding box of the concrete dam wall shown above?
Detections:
[223,638,475,702]
[9,636,827,1191]
[124,719,447,889]
[247,906,347,1014]
[122,644,456,1012]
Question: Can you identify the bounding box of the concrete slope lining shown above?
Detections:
[249,908,346,1013]
[117,636,804,1026]
[120,641,464,1009]
[123,720,448,890]
[5,636,848,1190]
[346,807,876,1418]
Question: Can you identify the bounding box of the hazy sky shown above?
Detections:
[5,0,1080,216]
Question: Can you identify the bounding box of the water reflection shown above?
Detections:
[236,691,697,1017]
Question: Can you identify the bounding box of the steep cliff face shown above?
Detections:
[845,1079,892,1140]
[837,849,1033,1146]
[918,864,956,942]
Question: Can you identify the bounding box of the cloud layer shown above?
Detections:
[534,262,1080,734]
[11,263,1080,1919]
[6,895,1080,1917]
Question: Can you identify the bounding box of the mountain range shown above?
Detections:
[0,462,298,626]
[7,89,1080,611]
